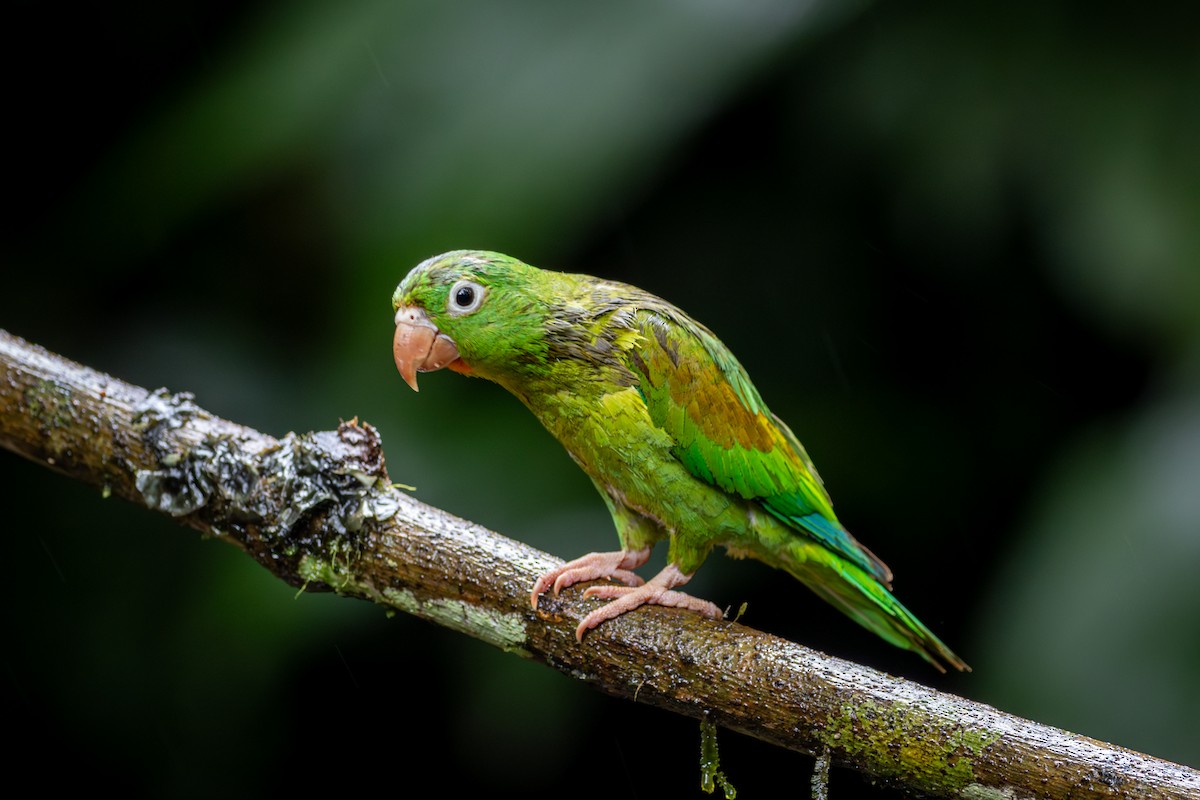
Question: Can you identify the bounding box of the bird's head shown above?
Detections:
[391,250,555,391]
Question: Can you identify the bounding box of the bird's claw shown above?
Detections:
[574,564,721,641]
[529,548,651,610]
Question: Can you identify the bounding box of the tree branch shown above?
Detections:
[1,328,1195,799]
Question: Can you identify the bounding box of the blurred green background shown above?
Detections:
[2,1,1197,796]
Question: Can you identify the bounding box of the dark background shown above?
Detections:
[2,1,1197,796]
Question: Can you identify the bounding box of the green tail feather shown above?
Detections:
[780,541,970,673]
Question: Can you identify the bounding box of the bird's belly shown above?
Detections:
[578,421,749,536]
[536,385,752,538]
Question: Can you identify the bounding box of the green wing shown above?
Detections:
[624,302,893,585]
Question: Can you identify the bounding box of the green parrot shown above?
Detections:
[391,250,968,672]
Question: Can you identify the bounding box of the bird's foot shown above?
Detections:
[576,564,722,641]
[530,547,651,610]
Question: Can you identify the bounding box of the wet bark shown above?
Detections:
[1,328,1196,800]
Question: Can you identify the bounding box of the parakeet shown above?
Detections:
[391,250,968,672]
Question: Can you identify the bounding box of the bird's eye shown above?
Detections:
[447,279,486,316]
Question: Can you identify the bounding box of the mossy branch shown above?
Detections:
[1,329,1195,800]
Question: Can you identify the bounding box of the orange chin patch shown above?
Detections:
[447,359,474,376]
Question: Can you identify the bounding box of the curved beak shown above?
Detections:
[393,306,460,392]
